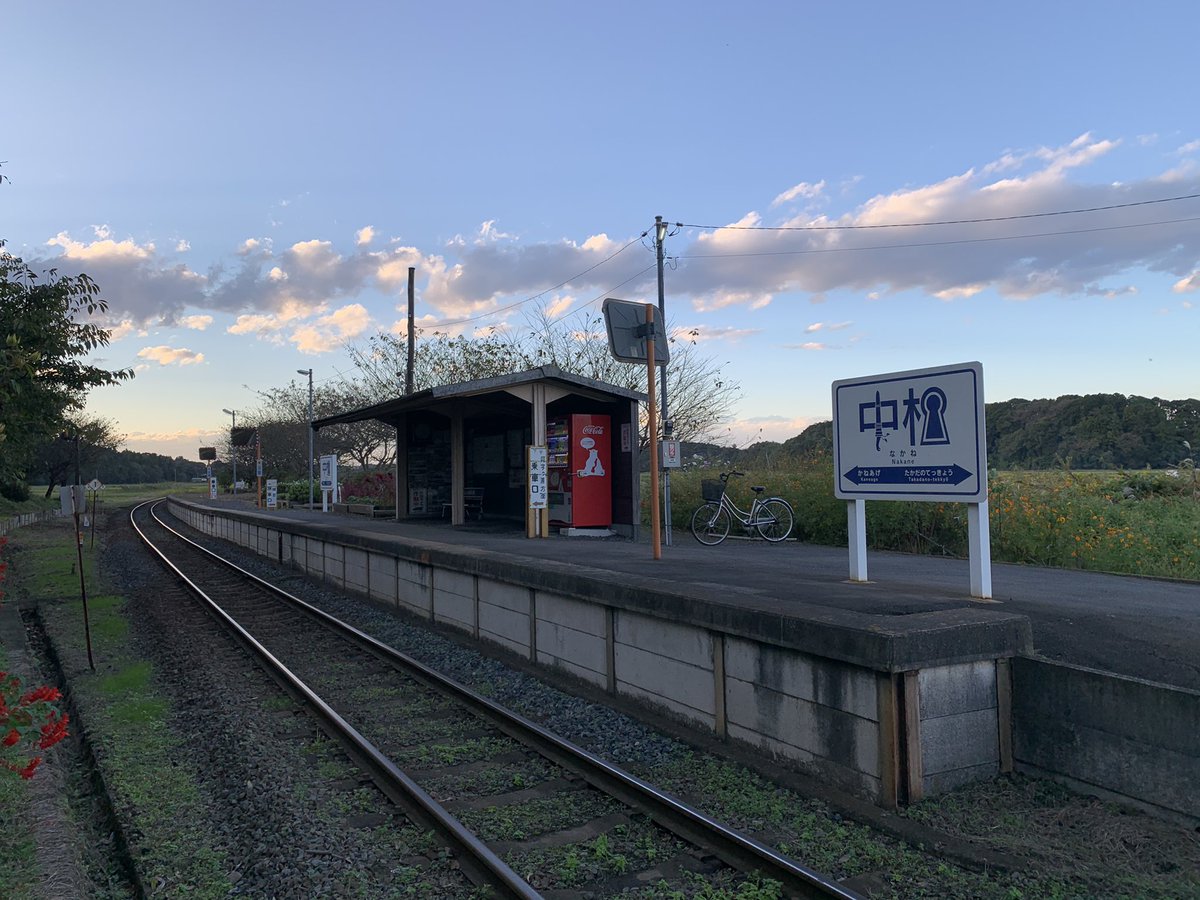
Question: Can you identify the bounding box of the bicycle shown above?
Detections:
[689,471,795,545]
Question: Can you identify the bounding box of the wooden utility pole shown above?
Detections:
[406,266,416,394]
[645,304,661,560]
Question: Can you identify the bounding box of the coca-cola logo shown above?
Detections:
[582,425,605,435]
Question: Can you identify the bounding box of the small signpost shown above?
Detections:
[319,454,338,512]
[833,361,991,598]
[265,478,278,510]
[526,445,548,538]
[661,440,681,469]
[86,479,103,548]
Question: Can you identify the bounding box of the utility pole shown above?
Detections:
[406,266,416,395]
[655,215,673,546]
[298,369,314,509]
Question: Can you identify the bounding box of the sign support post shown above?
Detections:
[847,499,868,582]
[968,499,992,598]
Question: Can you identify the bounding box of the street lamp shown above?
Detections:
[221,408,237,495]
[296,369,314,509]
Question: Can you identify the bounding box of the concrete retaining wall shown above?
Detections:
[1013,655,1200,823]
[168,498,1023,807]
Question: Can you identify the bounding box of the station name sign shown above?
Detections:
[832,362,986,502]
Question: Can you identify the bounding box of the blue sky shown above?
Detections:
[4,2,1198,460]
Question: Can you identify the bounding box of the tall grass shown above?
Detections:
[658,459,1200,581]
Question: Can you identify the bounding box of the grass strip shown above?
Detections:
[17,521,232,897]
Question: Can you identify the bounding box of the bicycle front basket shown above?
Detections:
[701,480,724,501]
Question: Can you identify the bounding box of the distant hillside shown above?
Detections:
[681,394,1199,471]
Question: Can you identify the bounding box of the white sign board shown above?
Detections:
[209,476,218,499]
[266,478,278,510]
[86,478,104,492]
[833,362,986,502]
[527,446,548,509]
[319,455,337,491]
[660,440,681,469]
[59,484,86,515]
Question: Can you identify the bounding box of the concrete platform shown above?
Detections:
[170,496,1051,805]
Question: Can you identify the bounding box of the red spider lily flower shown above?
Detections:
[19,686,61,706]
[38,713,69,750]
[18,757,42,779]
[2,728,19,747]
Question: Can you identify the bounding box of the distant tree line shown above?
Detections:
[679,394,1200,472]
[26,448,209,490]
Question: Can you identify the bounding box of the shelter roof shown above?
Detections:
[311,365,646,430]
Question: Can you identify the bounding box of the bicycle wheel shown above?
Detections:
[756,498,794,542]
[691,502,731,545]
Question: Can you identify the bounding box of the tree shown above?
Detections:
[0,242,133,486]
[32,415,124,498]
[345,305,742,448]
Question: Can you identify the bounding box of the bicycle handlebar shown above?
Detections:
[720,471,746,481]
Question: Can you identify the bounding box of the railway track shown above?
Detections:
[132,499,861,899]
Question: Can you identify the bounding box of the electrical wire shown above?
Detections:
[673,191,1200,233]
[675,215,1200,261]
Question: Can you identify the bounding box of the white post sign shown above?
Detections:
[832,361,991,597]
[527,446,548,509]
[319,454,338,512]
[265,478,278,510]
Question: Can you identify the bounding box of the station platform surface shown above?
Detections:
[176,497,1199,691]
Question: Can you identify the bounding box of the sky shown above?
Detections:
[4,2,1198,461]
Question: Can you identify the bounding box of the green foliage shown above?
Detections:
[0,242,133,485]
[666,462,1200,580]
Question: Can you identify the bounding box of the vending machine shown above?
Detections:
[547,414,612,527]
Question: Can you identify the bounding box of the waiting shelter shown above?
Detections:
[311,366,645,538]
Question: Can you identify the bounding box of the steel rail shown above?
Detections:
[130,501,542,900]
[145,499,862,900]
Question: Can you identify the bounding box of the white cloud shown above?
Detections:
[137,345,205,366]
[107,320,145,341]
[771,180,825,207]
[291,303,372,353]
[175,240,191,252]
[47,230,153,262]
[669,133,1200,311]
[28,133,1200,350]
[179,315,213,330]
[1174,272,1200,293]
[784,341,827,350]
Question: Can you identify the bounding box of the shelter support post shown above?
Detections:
[529,383,549,538]
[450,406,465,525]
[395,418,407,520]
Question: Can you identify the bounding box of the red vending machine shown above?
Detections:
[547,414,612,527]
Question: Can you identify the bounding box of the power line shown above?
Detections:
[676,215,1200,260]
[674,191,1200,233]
